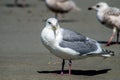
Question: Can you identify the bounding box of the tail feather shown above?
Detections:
[101,49,115,57]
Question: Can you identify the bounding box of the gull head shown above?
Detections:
[45,18,60,36]
[88,2,109,11]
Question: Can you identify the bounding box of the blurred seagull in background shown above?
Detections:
[45,0,80,19]
[41,18,114,75]
[88,2,120,46]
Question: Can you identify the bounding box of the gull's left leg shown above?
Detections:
[106,27,117,46]
[68,60,72,75]
[116,29,119,44]
[14,0,18,6]
[55,13,63,21]
[61,59,65,75]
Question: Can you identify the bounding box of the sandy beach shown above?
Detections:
[0,0,120,80]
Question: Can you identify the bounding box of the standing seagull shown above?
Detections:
[45,0,80,19]
[41,18,114,75]
[88,2,120,46]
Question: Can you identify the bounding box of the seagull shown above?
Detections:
[45,0,80,19]
[41,18,114,75]
[88,2,120,46]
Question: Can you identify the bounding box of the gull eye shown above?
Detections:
[48,21,52,24]
[96,5,100,8]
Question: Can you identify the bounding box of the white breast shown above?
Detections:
[97,10,104,22]
[41,27,55,49]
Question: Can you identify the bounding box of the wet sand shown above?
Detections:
[0,0,120,80]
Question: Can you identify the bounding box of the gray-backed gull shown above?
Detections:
[41,18,114,75]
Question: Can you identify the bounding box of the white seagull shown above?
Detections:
[88,2,120,46]
[45,0,80,19]
[41,18,114,75]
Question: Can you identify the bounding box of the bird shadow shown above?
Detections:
[5,3,30,8]
[37,69,111,76]
[98,41,120,45]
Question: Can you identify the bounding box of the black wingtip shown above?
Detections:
[102,49,115,57]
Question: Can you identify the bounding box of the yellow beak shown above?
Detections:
[52,26,57,37]
[52,26,56,31]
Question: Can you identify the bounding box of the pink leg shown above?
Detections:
[14,0,18,6]
[60,59,65,75]
[116,29,120,44]
[55,13,63,21]
[22,0,25,7]
[106,27,117,46]
[68,60,72,75]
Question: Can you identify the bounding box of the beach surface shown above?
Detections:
[0,0,120,80]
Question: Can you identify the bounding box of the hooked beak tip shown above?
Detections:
[52,26,56,31]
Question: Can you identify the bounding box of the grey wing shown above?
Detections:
[60,28,98,54]
[106,7,120,16]
[62,28,86,41]
[59,39,98,55]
